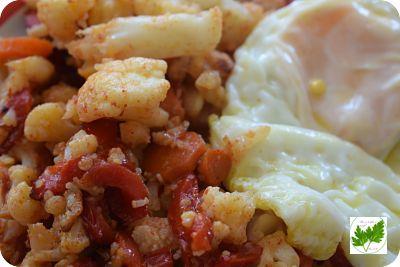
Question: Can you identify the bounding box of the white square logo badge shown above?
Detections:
[350,217,387,255]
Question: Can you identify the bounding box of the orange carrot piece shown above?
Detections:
[142,132,207,183]
[198,149,232,186]
[0,37,53,61]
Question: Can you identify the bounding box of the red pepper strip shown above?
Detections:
[168,175,213,265]
[113,232,144,267]
[191,212,213,253]
[83,119,120,149]
[144,248,173,267]
[82,197,115,245]
[31,158,84,199]
[82,119,137,171]
[142,132,207,183]
[0,89,33,154]
[214,242,263,267]
[81,162,149,222]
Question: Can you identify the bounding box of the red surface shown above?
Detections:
[0,1,24,26]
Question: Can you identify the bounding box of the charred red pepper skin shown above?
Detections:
[214,242,263,267]
[114,232,144,267]
[144,248,173,267]
[31,157,84,199]
[83,119,120,149]
[82,197,115,245]
[81,162,149,223]
[168,175,213,265]
[0,89,33,154]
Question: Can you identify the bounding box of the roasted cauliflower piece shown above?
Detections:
[133,0,200,15]
[67,8,222,74]
[77,57,170,125]
[37,0,95,45]
[88,0,135,25]
[24,103,79,143]
[201,187,255,245]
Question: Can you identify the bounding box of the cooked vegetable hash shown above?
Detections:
[0,0,352,266]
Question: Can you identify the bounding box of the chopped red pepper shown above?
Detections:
[82,197,115,245]
[0,89,33,154]
[214,242,263,267]
[113,232,144,267]
[143,132,207,183]
[80,162,149,223]
[83,119,120,149]
[31,158,84,199]
[191,213,213,253]
[144,248,173,267]
[168,175,213,265]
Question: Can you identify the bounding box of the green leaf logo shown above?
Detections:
[351,220,385,252]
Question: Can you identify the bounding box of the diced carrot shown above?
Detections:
[198,149,232,186]
[143,132,207,183]
[0,37,53,61]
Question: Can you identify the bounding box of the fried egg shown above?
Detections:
[211,0,400,266]
[210,116,400,266]
[224,0,400,158]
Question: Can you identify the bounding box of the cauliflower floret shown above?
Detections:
[63,130,98,161]
[28,223,59,251]
[201,187,255,245]
[8,164,37,186]
[2,56,54,96]
[37,0,95,45]
[88,0,135,25]
[7,182,47,225]
[24,103,79,142]
[67,8,222,73]
[41,84,77,103]
[218,0,264,52]
[77,57,170,125]
[257,231,300,267]
[133,0,200,15]
[131,217,177,254]
[60,219,89,254]
[120,121,150,148]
